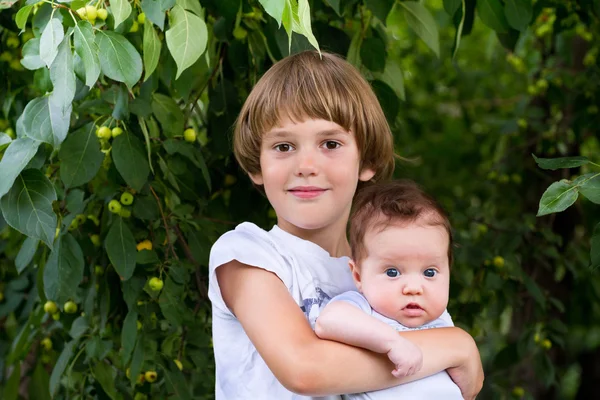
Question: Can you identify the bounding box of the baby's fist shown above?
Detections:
[387,338,423,377]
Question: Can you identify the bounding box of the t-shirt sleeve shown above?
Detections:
[326,290,372,315]
[208,223,292,315]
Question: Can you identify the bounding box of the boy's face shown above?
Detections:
[350,221,450,328]
[251,117,374,234]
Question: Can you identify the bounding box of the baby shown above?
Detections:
[316,180,463,399]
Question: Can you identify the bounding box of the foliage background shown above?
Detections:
[1,0,599,399]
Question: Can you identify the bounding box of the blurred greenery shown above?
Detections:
[1,0,599,399]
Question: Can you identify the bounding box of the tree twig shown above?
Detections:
[149,185,178,261]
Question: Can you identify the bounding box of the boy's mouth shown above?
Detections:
[403,303,423,310]
[287,186,327,199]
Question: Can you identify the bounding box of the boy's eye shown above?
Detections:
[385,268,399,278]
[424,268,437,278]
[274,143,293,152]
[323,141,341,150]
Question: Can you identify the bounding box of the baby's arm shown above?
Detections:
[217,260,483,398]
[315,300,422,377]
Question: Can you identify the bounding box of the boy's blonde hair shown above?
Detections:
[233,50,395,183]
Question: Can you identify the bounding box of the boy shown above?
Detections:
[316,180,463,399]
[209,50,483,399]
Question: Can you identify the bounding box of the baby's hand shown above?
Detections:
[387,338,423,377]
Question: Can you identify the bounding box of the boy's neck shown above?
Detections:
[278,217,352,258]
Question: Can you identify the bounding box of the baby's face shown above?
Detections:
[351,222,450,328]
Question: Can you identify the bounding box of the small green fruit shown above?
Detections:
[149,277,164,292]
[512,386,525,398]
[68,219,79,231]
[493,256,505,268]
[95,265,104,275]
[145,370,158,383]
[129,21,139,33]
[111,127,123,137]
[183,128,197,143]
[137,12,146,24]
[76,214,87,225]
[137,320,143,330]
[6,36,20,49]
[85,5,97,21]
[174,359,183,371]
[97,126,112,139]
[233,26,248,40]
[44,301,58,314]
[52,312,60,321]
[90,234,101,247]
[97,8,108,21]
[64,301,78,314]
[541,339,552,350]
[120,192,134,205]
[108,200,122,214]
[76,7,87,19]
[41,337,53,351]
[119,208,132,218]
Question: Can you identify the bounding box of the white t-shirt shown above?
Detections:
[208,222,357,400]
[328,291,463,400]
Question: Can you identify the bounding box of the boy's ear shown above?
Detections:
[349,259,362,292]
[359,167,375,182]
[249,172,264,185]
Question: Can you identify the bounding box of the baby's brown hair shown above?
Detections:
[349,180,454,265]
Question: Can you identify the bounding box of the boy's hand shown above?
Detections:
[387,338,423,377]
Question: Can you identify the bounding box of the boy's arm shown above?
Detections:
[315,301,422,377]
[217,260,483,398]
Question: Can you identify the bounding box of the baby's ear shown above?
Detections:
[349,259,362,292]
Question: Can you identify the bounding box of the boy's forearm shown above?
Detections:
[315,302,400,354]
[298,326,473,396]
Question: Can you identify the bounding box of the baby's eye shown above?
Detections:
[274,143,293,152]
[385,268,399,278]
[424,268,437,278]
[323,141,341,150]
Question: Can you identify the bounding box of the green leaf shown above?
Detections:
[50,35,76,112]
[260,0,285,25]
[477,0,510,33]
[69,316,89,339]
[43,233,84,304]
[451,0,467,58]
[74,21,101,88]
[158,276,185,328]
[29,363,51,400]
[112,132,150,191]
[532,154,590,170]
[346,27,362,68]
[16,97,70,147]
[58,122,103,188]
[129,335,145,386]
[121,310,138,365]
[15,237,39,274]
[591,223,600,269]
[504,0,531,32]
[325,0,341,15]
[151,93,184,136]
[444,0,461,15]
[20,38,45,70]
[522,274,546,309]
[295,0,319,52]
[3,362,20,400]
[50,340,78,397]
[92,363,117,400]
[365,0,395,23]
[96,30,143,89]
[176,0,203,17]
[398,1,440,58]
[163,139,211,190]
[0,137,41,199]
[579,173,600,204]
[104,217,137,280]
[141,0,175,31]
[137,117,155,173]
[16,5,33,31]
[537,180,579,216]
[39,17,64,68]
[166,5,208,79]
[374,58,405,102]
[360,37,386,72]
[111,0,132,29]
[1,169,57,249]
[143,19,162,81]
[162,358,193,400]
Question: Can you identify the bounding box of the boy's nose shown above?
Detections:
[295,151,318,177]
